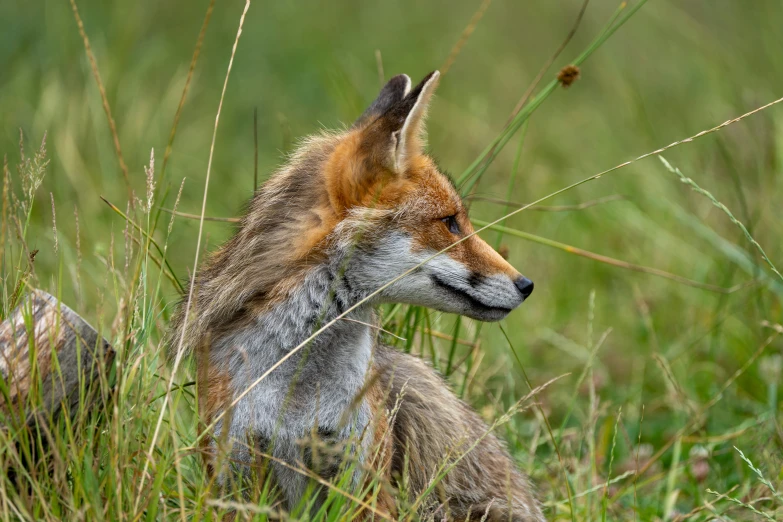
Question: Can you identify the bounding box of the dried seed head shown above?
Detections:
[689,445,710,483]
[497,244,510,260]
[168,178,186,235]
[636,443,654,460]
[145,148,156,213]
[759,354,782,385]
[50,192,58,255]
[557,65,581,88]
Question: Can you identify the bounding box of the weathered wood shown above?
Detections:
[0,289,113,426]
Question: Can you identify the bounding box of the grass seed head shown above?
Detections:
[557,64,581,87]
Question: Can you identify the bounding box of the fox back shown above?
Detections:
[170,71,541,520]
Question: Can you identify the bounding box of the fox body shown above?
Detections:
[171,71,542,521]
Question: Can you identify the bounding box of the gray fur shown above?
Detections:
[208,245,376,506]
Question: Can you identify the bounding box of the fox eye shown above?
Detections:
[440,215,460,235]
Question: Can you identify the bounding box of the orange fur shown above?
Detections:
[358,378,397,520]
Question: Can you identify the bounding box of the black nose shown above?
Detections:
[514,277,534,299]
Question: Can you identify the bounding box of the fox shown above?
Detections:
[170,70,543,521]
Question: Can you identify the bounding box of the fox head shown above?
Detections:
[324,70,534,321]
[176,71,533,354]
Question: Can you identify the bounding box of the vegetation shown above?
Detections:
[1,0,782,519]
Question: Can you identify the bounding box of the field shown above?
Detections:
[1,0,782,520]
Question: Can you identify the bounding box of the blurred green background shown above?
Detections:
[2,0,782,518]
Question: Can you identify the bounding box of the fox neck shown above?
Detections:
[257,258,374,353]
[213,252,377,405]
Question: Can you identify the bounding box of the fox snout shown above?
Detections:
[515,276,534,299]
[432,269,532,322]
[411,239,534,323]
[441,268,533,322]
[445,234,534,320]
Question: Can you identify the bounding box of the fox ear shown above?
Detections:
[326,72,440,215]
[354,74,411,128]
[361,70,440,174]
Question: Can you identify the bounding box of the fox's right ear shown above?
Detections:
[353,74,412,128]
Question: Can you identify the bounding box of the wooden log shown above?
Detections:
[0,289,113,426]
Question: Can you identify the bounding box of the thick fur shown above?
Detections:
[170,72,542,521]
[377,346,541,521]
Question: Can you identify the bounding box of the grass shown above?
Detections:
[1,0,783,520]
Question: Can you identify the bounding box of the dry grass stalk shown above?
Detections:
[68,0,133,205]
[440,0,494,76]
[160,0,217,183]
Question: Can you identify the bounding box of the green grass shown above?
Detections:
[1,0,783,520]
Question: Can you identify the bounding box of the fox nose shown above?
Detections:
[514,277,534,299]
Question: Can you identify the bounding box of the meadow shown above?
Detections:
[1,0,782,520]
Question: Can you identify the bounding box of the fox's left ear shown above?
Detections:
[361,70,440,174]
[326,71,440,215]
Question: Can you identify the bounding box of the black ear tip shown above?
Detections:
[385,74,412,96]
[354,73,412,127]
[388,74,411,87]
